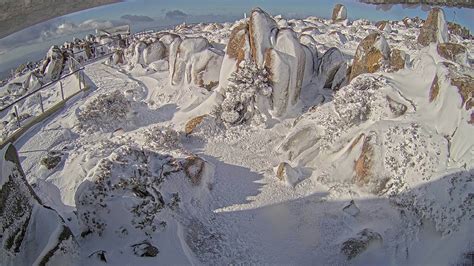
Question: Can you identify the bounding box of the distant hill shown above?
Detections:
[0,0,120,39]
[359,0,474,8]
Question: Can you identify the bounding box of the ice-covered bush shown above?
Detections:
[213,60,272,126]
[77,90,131,132]
[143,126,182,150]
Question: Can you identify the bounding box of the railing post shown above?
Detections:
[14,105,20,127]
[38,93,44,113]
[78,71,82,91]
[60,80,65,101]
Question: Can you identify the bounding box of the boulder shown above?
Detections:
[41,45,65,80]
[143,41,166,65]
[249,8,278,67]
[343,200,360,216]
[341,229,383,260]
[332,4,347,22]
[350,33,390,81]
[111,49,125,65]
[183,156,206,185]
[132,241,159,257]
[169,37,210,85]
[187,48,224,90]
[0,144,77,265]
[317,47,347,89]
[437,43,468,65]
[131,41,147,66]
[450,75,473,110]
[389,49,408,72]
[376,21,392,33]
[417,8,448,46]
[275,162,304,187]
[447,22,472,40]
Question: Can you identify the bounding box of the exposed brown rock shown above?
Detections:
[227,23,250,63]
[332,4,347,22]
[450,75,473,110]
[417,8,447,46]
[184,115,206,135]
[469,112,474,124]
[437,43,467,64]
[386,96,407,117]
[354,136,373,186]
[389,49,407,72]
[183,156,206,185]
[276,162,287,181]
[429,75,440,102]
[350,33,390,81]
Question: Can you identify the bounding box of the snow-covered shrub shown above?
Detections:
[77,90,131,133]
[213,60,272,126]
[143,126,182,150]
[75,145,180,236]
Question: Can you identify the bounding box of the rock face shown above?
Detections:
[417,8,448,46]
[350,33,391,80]
[341,229,382,260]
[143,41,166,65]
[332,4,347,22]
[168,37,223,89]
[437,43,468,65]
[0,144,77,265]
[389,49,408,72]
[41,45,66,80]
[317,47,347,90]
[218,8,316,118]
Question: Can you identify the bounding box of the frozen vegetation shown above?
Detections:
[0,4,473,265]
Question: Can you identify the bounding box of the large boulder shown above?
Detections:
[187,48,223,90]
[143,41,166,65]
[218,8,315,118]
[169,37,210,85]
[417,8,448,46]
[437,43,468,65]
[41,45,65,80]
[389,49,408,72]
[0,144,77,265]
[332,4,347,22]
[317,47,347,90]
[350,33,390,81]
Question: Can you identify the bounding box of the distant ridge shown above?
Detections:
[359,0,474,8]
[0,0,121,39]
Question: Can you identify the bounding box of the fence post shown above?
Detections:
[38,93,44,113]
[14,105,20,127]
[60,80,65,101]
[78,71,82,91]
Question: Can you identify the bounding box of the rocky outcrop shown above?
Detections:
[350,33,391,80]
[317,47,347,90]
[437,43,468,65]
[332,4,347,22]
[40,45,66,80]
[417,8,448,46]
[450,75,473,110]
[376,20,392,33]
[389,49,408,72]
[218,8,316,118]
[0,144,77,265]
[169,37,209,84]
[341,229,382,260]
[143,41,166,65]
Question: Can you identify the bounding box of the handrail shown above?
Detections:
[0,67,84,112]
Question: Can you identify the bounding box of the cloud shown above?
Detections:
[0,19,119,50]
[120,14,154,22]
[165,10,188,20]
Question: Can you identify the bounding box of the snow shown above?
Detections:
[2,6,473,266]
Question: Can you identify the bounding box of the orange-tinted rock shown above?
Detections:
[417,8,448,46]
[350,33,390,81]
[332,4,347,22]
[437,43,467,64]
[184,115,206,135]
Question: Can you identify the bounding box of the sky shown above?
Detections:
[0,0,473,78]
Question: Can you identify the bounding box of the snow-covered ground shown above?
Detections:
[1,6,473,266]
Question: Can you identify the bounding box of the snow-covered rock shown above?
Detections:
[417,7,448,46]
[170,37,210,85]
[41,45,65,80]
[350,33,390,81]
[0,144,77,266]
[332,4,347,23]
[143,41,166,65]
[437,43,468,65]
[317,47,347,90]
